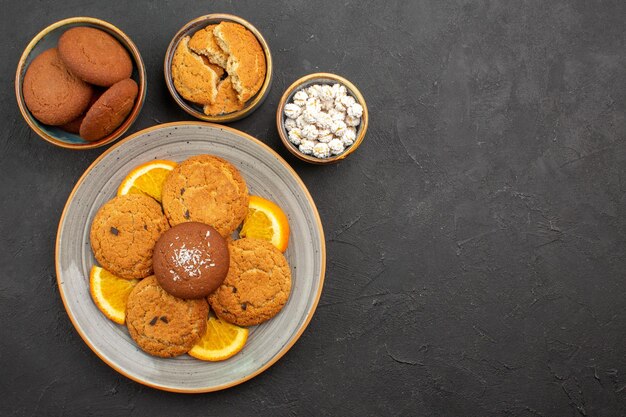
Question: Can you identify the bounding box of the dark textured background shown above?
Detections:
[1,0,625,415]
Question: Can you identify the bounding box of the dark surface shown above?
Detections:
[1,0,625,415]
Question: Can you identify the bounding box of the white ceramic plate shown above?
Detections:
[55,122,326,392]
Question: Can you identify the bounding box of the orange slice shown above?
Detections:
[188,315,249,361]
[239,195,290,252]
[89,266,139,325]
[117,160,177,202]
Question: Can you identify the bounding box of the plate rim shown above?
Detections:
[55,121,326,393]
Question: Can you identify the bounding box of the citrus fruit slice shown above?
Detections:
[89,266,139,325]
[239,195,290,252]
[188,315,249,361]
[117,160,177,203]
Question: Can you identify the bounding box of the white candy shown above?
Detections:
[293,90,308,106]
[285,83,362,160]
[331,120,347,136]
[288,128,303,145]
[302,109,318,124]
[319,85,334,102]
[341,127,356,146]
[306,97,322,113]
[331,83,347,99]
[318,130,333,143]
[334,97,346,112]
[321,99,335,111]
[328,138,345,155]
[306,85,322,98]
[295,115,306,129]
[302,124,319,140]
[340,95,356,108]
[284,103,302,119]
[284,118,297,131]
[312,142,331,158]
[328,108,345,121]
[299,139,315,155]
[315,112,333,130]
[345,115,361,127]
[347,103,363,119]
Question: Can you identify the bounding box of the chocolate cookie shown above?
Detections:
[126,276,209,357]
[58,27,133,87]
[79,78,138,141]
[161,155,249,237]
[90,194,169,279]
[208,238,291,326]
[153,222,230,299]
[22,48,93,126]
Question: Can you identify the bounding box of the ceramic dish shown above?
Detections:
[164,14,273,123]
[276,72,368,164]
[15,17,146,150]
[55,122,325,392]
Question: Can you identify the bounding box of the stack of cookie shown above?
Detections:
[171,22,266,116]
[89,155,292,358]
[23,27,138,141]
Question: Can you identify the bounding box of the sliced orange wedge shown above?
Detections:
[117,160,177,203]
[239,195,290,252]
[188,315,249,361]
[89,266,139,325]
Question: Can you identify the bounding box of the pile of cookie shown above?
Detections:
[171,21,266,116]
[90,155,291,358]
[23,27,138,141]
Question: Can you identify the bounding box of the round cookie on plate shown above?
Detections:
[126,276,209,358]
[58,26,133,87]
[22,48,93,126]
[153,222,230,299]
[161,154,249,237]
[90,194,169,279]
[208,237,292,326]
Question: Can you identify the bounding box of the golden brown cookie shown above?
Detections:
[213,22,266,102]
[58,27,133,87]
[171,36,219,104]
[90,194,169,279]
[79,78,138,141]
[126,276,209,357]
[200,56,225,79]
[188,24,229,69]
[22,48,93,126]
[208,238,291,326]
[203,77,244,115]
[161,155,249,237]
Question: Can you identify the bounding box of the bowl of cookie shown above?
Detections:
[276,73,368,164]
[164,14,272,123]
[15,17,146,150]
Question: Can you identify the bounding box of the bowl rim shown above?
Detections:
[163,13,273,123]
[14,16,147,150]
[275,72,368,165]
